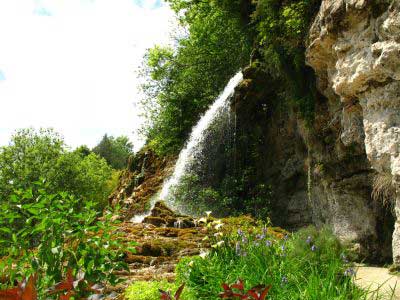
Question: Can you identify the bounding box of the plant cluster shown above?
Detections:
[0,128,113,207]
[0,182,132,299]
[174,225,365,299]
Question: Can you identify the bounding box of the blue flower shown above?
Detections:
[281,245,285,251]
[281,276,288,286]
[256,233,266,240]
[265,240,272,247]
[235,242,241,256]
[344,268,356,277]
[311,245,317,252]
[306,236,312,244]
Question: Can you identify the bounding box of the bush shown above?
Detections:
[175,225,366,300]
[0,182,131,297]
[0,128,112,208]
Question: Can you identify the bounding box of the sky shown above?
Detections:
[0,0,176,151]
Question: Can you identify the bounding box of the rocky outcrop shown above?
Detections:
[306,0,399,265]
[109,149,176,220]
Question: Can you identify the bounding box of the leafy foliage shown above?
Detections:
[0,128,113,206]
[92,134,134,170]
[139,1,252,155]
[159,283,185,300]
[0,183,131,298]
[251,0,321,123]
[219,279,271,300]
[170,174,272,219]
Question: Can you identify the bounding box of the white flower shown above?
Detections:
[214,223,224,230]
[205,211,212,217]
[198,217,207,224]
[199,251,209,259]
[211,241,225,248]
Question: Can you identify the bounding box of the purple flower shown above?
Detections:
[237,229,244,236]
[265,240,272,247]
[311,245,317,252]
[242,236,248,244]
[344,268,356,277]
[256,233,266,240]
[281,276,288,286]
[235,242,241,256]
[281,245,285,251]
[306,236,312,244]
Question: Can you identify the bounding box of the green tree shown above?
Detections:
[139,0,252,155]
[0,128,112,206]
[92,134,134,169]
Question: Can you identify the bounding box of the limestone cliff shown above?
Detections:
[305,0,400,265]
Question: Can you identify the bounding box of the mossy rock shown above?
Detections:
[143,216,166,227]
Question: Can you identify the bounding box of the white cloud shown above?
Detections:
[0,0,176,150]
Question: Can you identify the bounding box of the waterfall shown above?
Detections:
[159,71,243,211]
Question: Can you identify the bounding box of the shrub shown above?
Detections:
[0,128,113,208]
[0,183,132,298]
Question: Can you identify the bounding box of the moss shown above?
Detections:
[125,280,195,300]
[143,216,165,227]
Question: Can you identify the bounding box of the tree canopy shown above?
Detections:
[92,134,134,169]
[0,128,113,206]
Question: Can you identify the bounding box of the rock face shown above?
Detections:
[306,0,399,264]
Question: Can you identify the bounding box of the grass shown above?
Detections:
[173,225,369,300]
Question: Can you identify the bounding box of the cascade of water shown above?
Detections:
[159,71,243,210]
[129,71,243,223]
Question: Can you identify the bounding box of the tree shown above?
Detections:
[92,134,134,169]
[139,0,252,155]
[0,128,113,207]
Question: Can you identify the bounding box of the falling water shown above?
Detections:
[159,71,243,210]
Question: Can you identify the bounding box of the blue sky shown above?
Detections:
[0,0,176,150]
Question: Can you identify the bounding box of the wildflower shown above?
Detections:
[214,223,224,230]
[281,245,285,251]
[306,236,312,244]
[284,234,289,241]
[198,217,207,224]
[344,268,356,277]
[254,242,260,247]
[311,245,317,252]
[214,232,223,238]
[235,242,241,256]
[237,229,244,236]
[281,276,288,286]
[205,211,212,217]
[256,233,265,240]
[341,253,349,263]
[199,251,209,259]
[265,240,272,247]
[211,241,225,248]
[242,236,248,244]
[241,251,248,257]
